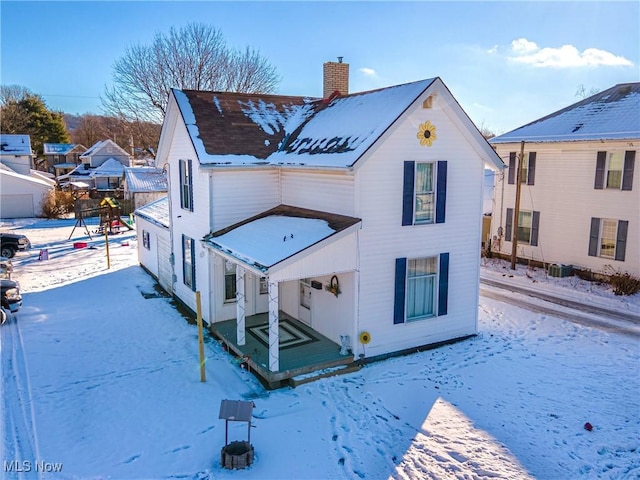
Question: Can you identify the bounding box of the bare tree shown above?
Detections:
[0,84,31,106]
[102,23,280,123]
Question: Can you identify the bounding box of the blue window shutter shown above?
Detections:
[179,159,185,208]
[508,152,516,184]
[505,208,513,241]
[622,151,635,191]
[436,160,447,224]
[402,161,415,226]
[527,152,536,185]
[588,217,600,257]
[615,220,628,261]
[190,237,196,291]
[181,234,187,285]
[438,252,449,316]
[530,211,540,246]
[594,152,606,189]
[393,258,407,324]
[187,159,194,212]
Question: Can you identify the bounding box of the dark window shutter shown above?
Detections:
[179,159,185,207]
[436,160,447,224]
[622,151,635,191]
[594,152,606,189]
[393,258,407,324]
[531,211,540,246]
[438,252,449,316]
[508,152,516,184]
[190,237,196,291]
[181,234,187,285]
[505,208,513,241]
[615,220,628,261]
[588,217,600,257]
[187,159,194,212]
[527,152,536,185]
[402,161,415,226]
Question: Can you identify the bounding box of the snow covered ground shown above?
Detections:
[1,217,638,480]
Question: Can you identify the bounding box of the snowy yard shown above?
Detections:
[1,218,638,480]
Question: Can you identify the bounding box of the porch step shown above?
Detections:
[288,363,361,388]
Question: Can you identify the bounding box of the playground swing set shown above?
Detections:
[68,197,133,240]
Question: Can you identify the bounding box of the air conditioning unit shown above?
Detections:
[548,263,573,277]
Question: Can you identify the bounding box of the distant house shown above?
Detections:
[0,134,34,175]
[42,143,86,176]
[89,158,126,191]
[134,196,171,293]
[489,82,639,278]
[153,61,503,387]
[0,168,53,218]
[123,167,168,210]
[80,139,131,168]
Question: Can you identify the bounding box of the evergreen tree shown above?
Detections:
[0,88,70,156]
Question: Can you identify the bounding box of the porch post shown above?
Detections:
[236,265,246,346]
[268,278,279,372]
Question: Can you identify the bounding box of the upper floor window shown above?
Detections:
[224,260,237,302]
[179,159,193,211]
[594,151,635,191]
[402,160,447,226]
[588,217,628,261]
[504,208,540,246]
[508,152,536,185]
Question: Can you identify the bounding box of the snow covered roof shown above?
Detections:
[124,167,168,193]
[173,79,437,168]
[491,82,640,144]
[81,139,129,158]
[81,140,106,157]
[43,143,77,155]
[89,158,125,178]
[0,168,54,189]
[134,196,169,229]
[0,134,32,156]
[204,205,361,273]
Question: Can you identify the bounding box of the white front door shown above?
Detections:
[298,279,312,326]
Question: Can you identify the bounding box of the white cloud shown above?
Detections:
[487,45,498,55]
[359,67,376,76]
[507,38,633,68]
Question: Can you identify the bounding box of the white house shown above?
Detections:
[0,168,53,218]
[153,63,503,387]
[489,82,639,278]
[134,196,171,293]
[80,139,131,168]
[0,134,34,175]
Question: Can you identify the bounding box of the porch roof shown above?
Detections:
[203,205,361,275]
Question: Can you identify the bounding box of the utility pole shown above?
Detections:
[510,140,525,270]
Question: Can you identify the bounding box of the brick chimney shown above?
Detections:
[323,57,349,98]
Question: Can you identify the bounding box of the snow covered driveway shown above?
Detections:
[0,218,638,479]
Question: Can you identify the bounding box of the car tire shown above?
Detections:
[1,247,15,259]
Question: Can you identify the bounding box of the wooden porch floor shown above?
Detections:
[209,311,355,389]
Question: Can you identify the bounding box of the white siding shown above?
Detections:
[157,234,172,294]
[280,169,355,216]
[491,141,639,277]
[354,92,483,358]
[136,217,160,277]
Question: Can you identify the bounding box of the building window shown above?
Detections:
[224,260,236,302]
[595,151,636,191]
[108,177,119,189]
[588,217,628,261]
[504,208,540,246]
[142,230,150,250]
[402,160,447,226]
[179,159,193,211]
[394,253,449,324]
[406,257,438,320]
[517,211,533,244]
[508,152,536,185]
[182,235,195,290]
[259,277,268,295]
[605,152,624,189]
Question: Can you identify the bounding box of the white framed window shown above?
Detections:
[517,211,533,244]
[182,235,195,290]
[605,152,624,189]
[142,230,150,250]
[599,219,618,258]
[414,162,435,224]
[519,153,530,184]
[406,256,438,321]
[224,260,236,302]
[179,159,193,211]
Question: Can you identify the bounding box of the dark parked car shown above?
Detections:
[1,277,22,325]
[0,232,31,258]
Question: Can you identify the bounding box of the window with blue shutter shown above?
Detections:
[393,258,407,324]
[435,161,447,223]
[622,151,635,191]
[505,208,513,241]
[588,217,627,261]
[401,162,415,226]
[508,152,516,185]
[182,235,196,291]
[402,161,447,225]
[438,252,449,316]
[179,159,194,211]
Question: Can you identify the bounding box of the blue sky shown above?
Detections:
[1,1,638,134]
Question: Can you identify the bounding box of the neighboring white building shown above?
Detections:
[0,134,34,175]
[0,168,53,218]
[134,197,171,293]
[123,167,168,210]
[80,139,131,168]
[489,82,639,278]
[153,65,503,387]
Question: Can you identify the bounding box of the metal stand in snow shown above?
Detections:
[218,399,255,469]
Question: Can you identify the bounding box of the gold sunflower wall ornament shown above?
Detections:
[417,120,437,147]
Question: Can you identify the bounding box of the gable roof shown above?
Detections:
[81,139,130,158]
[491,82,640,144]
[134,196,169,229]
[0,134,32,156]
[89,158,125,178]
[172,79,435,168]
[124,167,168,193]
[0,168,53,189]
